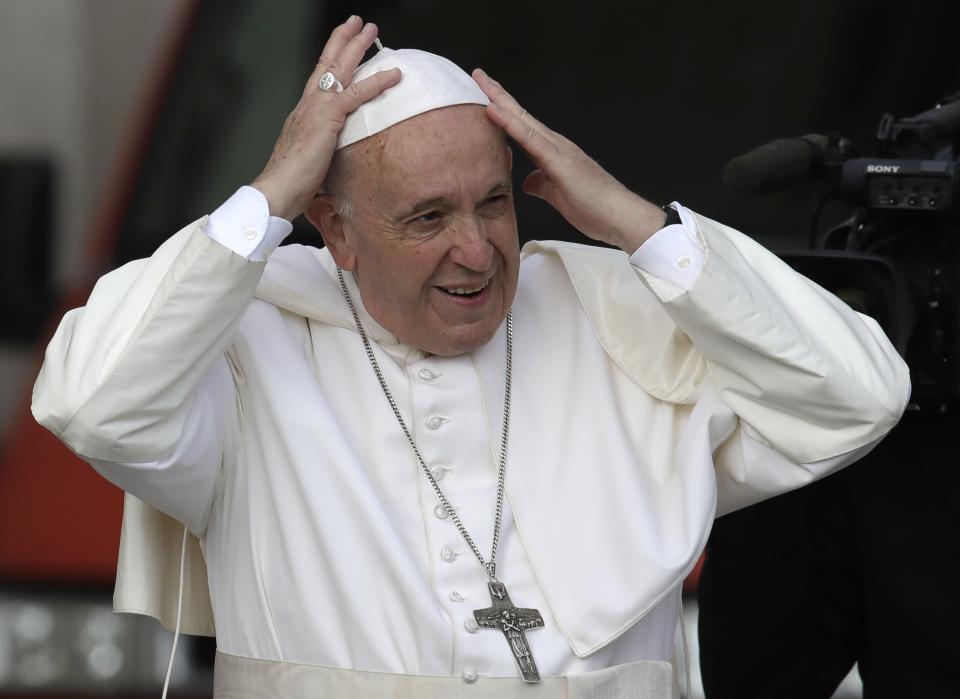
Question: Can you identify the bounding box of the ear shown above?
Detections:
[305,195,357,271]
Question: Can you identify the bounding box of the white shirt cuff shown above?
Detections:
[206,185,293,261]
[628,202,705,291]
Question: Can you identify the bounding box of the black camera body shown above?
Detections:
[839,158,958,213]
[767,94,960,410]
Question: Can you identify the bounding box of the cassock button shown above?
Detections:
[434,504,450,519]
[464,618,479,633]
[425,414,447,430]
[429,465,447,482]
[418,367,440,381]
[449,591,465,602]
[677,255,691,269]
[440,547,457,563]
[243,228,258,240]
[462,668,478,684]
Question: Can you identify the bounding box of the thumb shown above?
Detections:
[522,169,555,202]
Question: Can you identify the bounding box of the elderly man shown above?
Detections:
[33,17,909,698]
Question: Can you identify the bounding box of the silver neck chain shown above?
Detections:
[337,268,513,582]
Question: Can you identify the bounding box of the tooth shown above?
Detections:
[442,281,487,295]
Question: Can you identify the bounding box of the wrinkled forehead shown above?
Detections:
[349,105,509,193]
[379,104,503,157]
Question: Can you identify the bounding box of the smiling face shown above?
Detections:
[311,104,519,357]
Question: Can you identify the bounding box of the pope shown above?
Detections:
[32,16,910,698]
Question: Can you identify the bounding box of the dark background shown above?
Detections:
[349,0,960,249]
[116,0,960,265]
[2,0,958,694]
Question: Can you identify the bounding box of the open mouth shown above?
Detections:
[437,279,490,299]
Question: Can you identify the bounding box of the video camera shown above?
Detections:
[725,92,960,412]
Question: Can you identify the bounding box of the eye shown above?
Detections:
[484,194,508,206]
[404,209,446,234]
[414,210,442,224]
[480,194,511,215]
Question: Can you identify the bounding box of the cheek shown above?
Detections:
[365,247,438,303]
[352,230,401,278]
[491,219,520,266]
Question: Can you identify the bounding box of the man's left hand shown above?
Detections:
[473,69,666,255]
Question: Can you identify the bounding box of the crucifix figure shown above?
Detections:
[474,581,545,683]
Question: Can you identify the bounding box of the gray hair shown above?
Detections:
[335,197,355,219]
[323,142,363,220]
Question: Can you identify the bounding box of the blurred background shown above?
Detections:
[0,0,958,696]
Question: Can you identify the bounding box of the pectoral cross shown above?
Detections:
[474,581,544,683]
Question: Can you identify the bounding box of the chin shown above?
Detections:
[429,336,492,358]
[424,322,502,357]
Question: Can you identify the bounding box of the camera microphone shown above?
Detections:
[723,134,830,194]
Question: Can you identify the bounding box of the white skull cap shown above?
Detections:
[337,46,489,150]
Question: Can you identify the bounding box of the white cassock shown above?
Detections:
[32,189,909,698]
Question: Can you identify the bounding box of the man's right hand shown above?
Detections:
[250,16,400,221]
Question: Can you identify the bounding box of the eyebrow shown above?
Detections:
[397,181,513,221]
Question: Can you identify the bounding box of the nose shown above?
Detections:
[448,215,494,271]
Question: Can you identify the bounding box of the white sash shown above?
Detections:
[213,651,680,699]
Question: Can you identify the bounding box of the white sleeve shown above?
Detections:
[206,185,293,261]
[33,218,264,534]
[86,358,237,534]
[686,382,881,516]
[629,207,910,478]
[629,202,705,290]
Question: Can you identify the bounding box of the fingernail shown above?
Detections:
[347,14,358,22]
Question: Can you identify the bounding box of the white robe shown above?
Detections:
[31,207,909,691]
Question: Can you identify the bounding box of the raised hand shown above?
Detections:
[251,16,400,221]
[472,68,666,254]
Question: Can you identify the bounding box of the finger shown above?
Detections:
[486,101,556,166]
[309,16,363,86]
[522,169,556,203]
[316,15,362,68]
[473,68,557,148]
[473,68,554,132]
[340,67,402,113]
[336,22,381,87]
[472,68,524,115]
